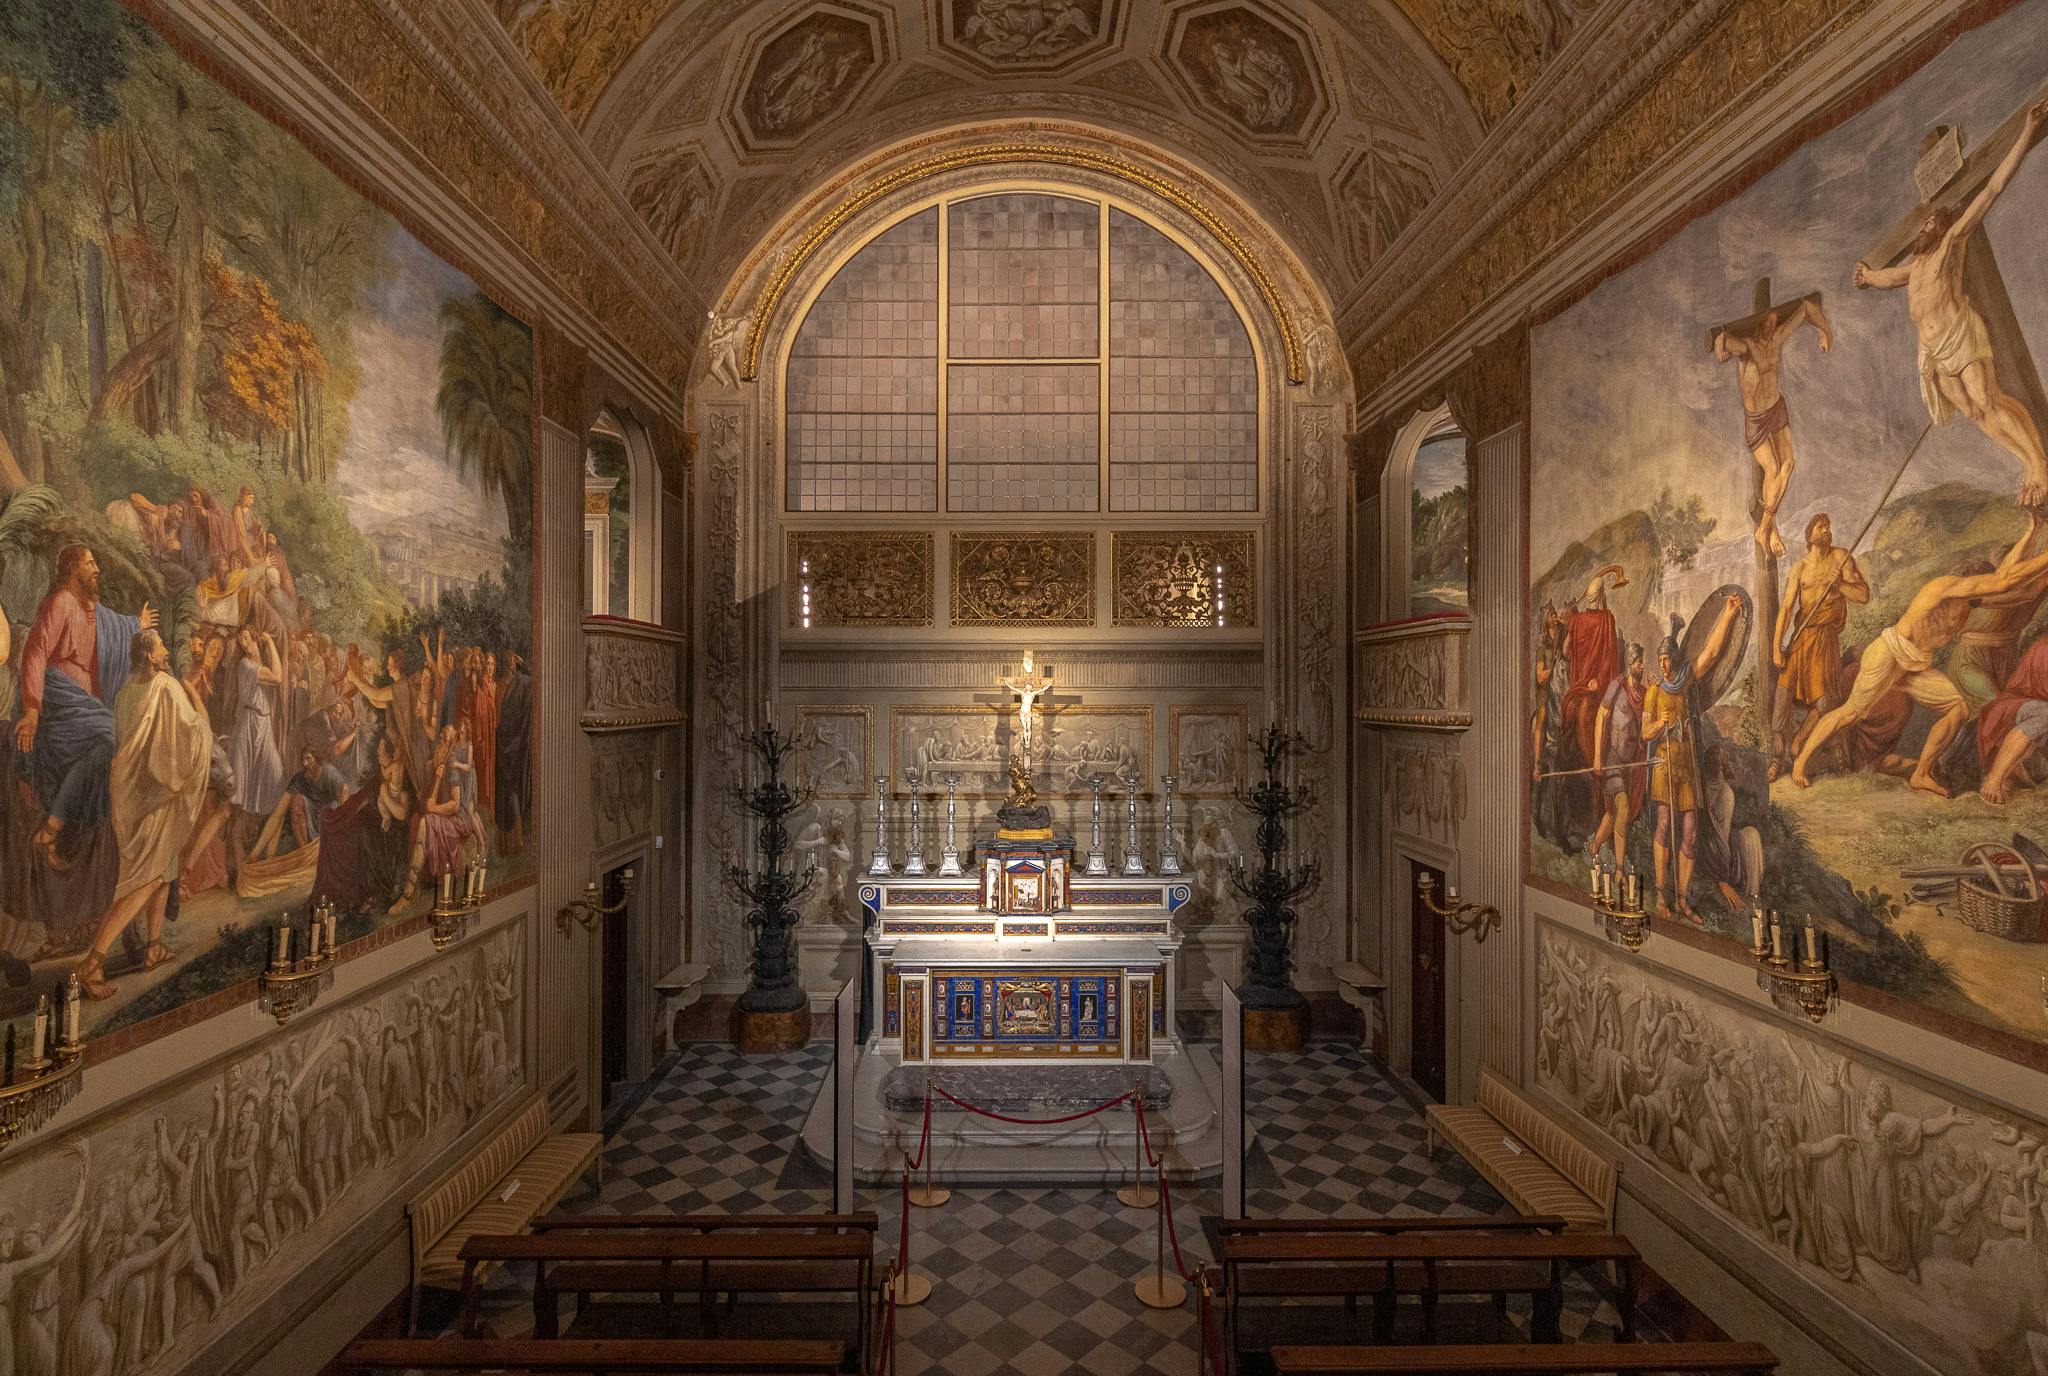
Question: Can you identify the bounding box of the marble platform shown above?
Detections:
[800,1042,1222,1185]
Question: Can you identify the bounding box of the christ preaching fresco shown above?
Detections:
[1529,1,2048,1060]
[0,1,535,1049]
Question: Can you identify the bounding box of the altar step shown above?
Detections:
[798,1042,1224,1186]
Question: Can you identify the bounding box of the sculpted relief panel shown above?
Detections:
[951,533,1094,627]
[1167,5,1327,145]
[941,0,1120,71]
[0,924,524,1376]
[582,626,683,730]
[1538,929,2048,1376]
[733,8,885,150]
[1357,622,1468,728]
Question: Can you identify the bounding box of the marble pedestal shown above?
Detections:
[798,1041,1223,1185]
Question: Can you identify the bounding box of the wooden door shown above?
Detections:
[600,863,633,1108]
[1409,859,1448,1101]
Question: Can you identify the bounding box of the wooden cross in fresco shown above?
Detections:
[1707,276,1828,733]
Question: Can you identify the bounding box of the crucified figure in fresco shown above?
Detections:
[1856,95,2048,506]
[1712,281,1834,556]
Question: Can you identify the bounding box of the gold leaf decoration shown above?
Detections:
[1112,532,1256,628]
[951,533,1095,627]
[787,532,935,627]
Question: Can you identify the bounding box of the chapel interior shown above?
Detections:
[2,2,2046,1375]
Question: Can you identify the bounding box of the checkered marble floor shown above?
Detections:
[437,1040,1648,1371]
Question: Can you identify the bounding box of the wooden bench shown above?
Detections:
[339,1336,844,1373]
[407,1093,604,1331]
[1223,1230,1639,1350]
[457,1230,872,1364]
[1426,1071,1619,1232]
[1269,1341,1779,1373]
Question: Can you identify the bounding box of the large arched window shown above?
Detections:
[783,191,1260,514]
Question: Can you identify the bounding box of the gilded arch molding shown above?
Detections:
[737,142,1305,386]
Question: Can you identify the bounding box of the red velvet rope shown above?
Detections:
[931,1081,1134,1125]
[877,1264,898,1376]
[1135,1092,1161,1170]
[897,1165,912,1270]
[1157,1168,1197,1283]
[905,1088,933,1172]
[1196,1270,1227,1376]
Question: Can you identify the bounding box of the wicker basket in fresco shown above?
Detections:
[1955,843,2047,942]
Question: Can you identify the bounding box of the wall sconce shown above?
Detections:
[429,861,489,951]
[1752,909,1836,1024]
[0,978,85,1156]
[1415,871,1500,943]
[257,898,339,1024]
[1590,864,1650,952]
[557,865,636,936]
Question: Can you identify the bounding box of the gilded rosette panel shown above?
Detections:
[1112,531,1256,627]
[787,531,936,627]
[951,532,1095,627]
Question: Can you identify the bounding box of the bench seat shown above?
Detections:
[1426,1072,1617,1232]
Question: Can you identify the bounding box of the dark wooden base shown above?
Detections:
[1242,1003,1310,1052]
[731,1004,811,1054]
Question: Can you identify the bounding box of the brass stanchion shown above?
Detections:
[907,1078,951,1208]
[893,1151,933,1306]
[1133,1164,1187,1309]
[1117,1078,1159,1208]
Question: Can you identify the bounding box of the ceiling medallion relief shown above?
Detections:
[1162,2,1332,149]
[951,533,1096,628]
[728,4,893,154]
[937,0,1129,76]
[1112,532,1258,629]
[1333,137,1437,274]
[787,531,936,627]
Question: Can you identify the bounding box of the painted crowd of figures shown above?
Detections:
[0,483,534,1008]
[0,930,521,1376]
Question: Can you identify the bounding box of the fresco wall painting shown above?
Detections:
[0,0,537,1055]
[1528,1,2048,1067]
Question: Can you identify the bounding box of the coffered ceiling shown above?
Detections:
[484,0,1608,315]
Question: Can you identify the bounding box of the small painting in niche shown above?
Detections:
[1409,430,1469,615]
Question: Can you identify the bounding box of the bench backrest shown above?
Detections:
[1271,1341,1778,1373]
[408,1092,551,1263]
[1476,1070,1617,1217]
[342,1336,846,1372]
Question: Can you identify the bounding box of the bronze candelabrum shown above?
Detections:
[1227,723,1319,1011]
[728,723,819,1015]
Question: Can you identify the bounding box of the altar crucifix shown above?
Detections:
[975,650,1077,807]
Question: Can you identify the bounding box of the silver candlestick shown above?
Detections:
[903,771,928,875]
[867,774,893,876]
[938,774,964,877]
[1122,788,1147,876]
[1084,773,1110,876]
[1158,774,1183,876]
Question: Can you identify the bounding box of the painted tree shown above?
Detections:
[435,291,532,536]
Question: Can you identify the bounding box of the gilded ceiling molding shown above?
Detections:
[738,143,1304,386]
[1351,0,1878,396]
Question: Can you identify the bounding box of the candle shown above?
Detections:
[30,995,48,1063]
[1628,871,1641,910]
[325,909,339,954]
[1750,907,1766,952]
[273,924,291,968]
[1589,866,1600,899]
[63,974,80,1044]
[766,696,774,726]
[439,871,454,906]
[1803,921,1819,964]
[1769,914,1784,961]
[306,920,321,959]
[1446,883,1460,902]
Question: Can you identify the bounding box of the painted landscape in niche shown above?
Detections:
[1528,2,2048,1058]
[0,2,536,1049]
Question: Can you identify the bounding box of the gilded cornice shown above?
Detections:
[183,0,695,403]
[1348,0,1876,398]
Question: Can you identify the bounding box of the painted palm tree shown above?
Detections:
[434,292,532,536]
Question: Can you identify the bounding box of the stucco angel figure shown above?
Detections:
[703,310,748,390]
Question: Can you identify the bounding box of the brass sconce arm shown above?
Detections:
[557,866,637,936]
[1415,871,1501,944]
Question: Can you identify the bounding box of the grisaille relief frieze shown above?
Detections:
[1538,929,2048,1376]
[0,924,524,1376]
[950,532,1094,627]
[788,532,937,628]
[591,733,656,849]
[582,620,685,731]
[1390,739,1466,844]
[1111,532,1257,628]
[1356,618,1470,729]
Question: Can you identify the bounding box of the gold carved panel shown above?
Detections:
[787,531,935,627]
[1112,532,1257,628]
[950,532,1095,627]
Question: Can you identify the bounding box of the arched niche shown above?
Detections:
[1378,403,1470,622]
[582,406,663,623]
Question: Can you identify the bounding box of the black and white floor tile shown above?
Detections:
[439,1040,1648,1371]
